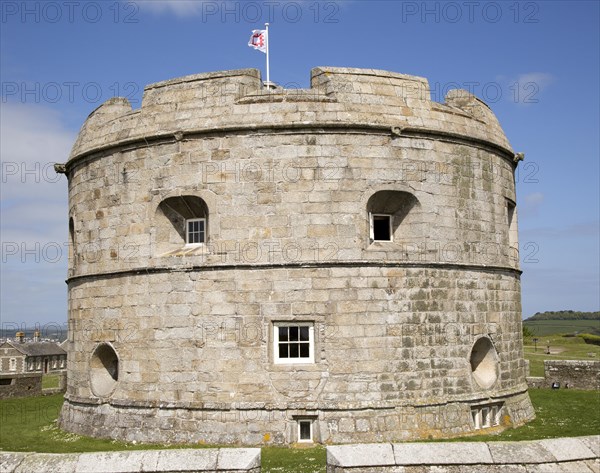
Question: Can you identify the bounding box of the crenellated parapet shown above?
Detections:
[67,67,513,163]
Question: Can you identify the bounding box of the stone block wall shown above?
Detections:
[58,67,533,444]
[0,373,42,399]
[0,448,261,473]
[544,360,600,390]
[326,435,600,472]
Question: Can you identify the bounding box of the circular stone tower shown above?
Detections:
[58,67,534,445]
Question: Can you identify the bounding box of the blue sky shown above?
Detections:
[1,0,599,330]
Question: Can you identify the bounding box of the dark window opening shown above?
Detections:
[372,214,392,241]
[299,420,312,442]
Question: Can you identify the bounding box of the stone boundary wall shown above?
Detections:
[326,435,600,472]
[526,360,600,390]
[544,360,600,390]
[0,448,260,473]
[0,373,42,399]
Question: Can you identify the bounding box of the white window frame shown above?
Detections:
[273,322,314,364]
[297,419,314,443]
[36,358,42,370]
[52,356,57,369]
[60,357,65,368]
[28,359,33,371]
[185,218,206,245]
[369,213,393,242]
[9,358,17,372]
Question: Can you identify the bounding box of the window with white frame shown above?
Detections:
[60,357,65,368]
[274,323,314,364]
[52,356,57,368]
[297,419,314,443]
[9,358,16,371]
[186,218,206,245]
[36,358,41,370]
[369,213,393,242]
[28,359,33,371]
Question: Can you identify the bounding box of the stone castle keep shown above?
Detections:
[57,67,534,444]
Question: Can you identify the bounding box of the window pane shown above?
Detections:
[300,343,309,358]
[187,220,205,244]
[279,344,288,358]
[279,327,288,341]
[289,326,299,341]
[289,344,299,358]
[300,326,309,341]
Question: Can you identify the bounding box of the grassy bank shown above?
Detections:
[1,389,598,472]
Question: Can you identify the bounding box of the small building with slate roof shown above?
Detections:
[0,337,66,375]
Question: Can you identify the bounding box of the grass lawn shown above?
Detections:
[41,374,60,390]
[1,390,598,472]
[523,334,600,377]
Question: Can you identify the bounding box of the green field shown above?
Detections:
[1,390,599,473]
[522,318,600,377]
[41,374,61,390]
[523,319,600,336]
[523,334,600,377]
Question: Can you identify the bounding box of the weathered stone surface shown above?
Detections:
[0,373,42,399]
[58,67,533,445]
[0,453,30,473]
[579,436,600,457]
[1,449,260,473]
[488,440,555,464]
[544,360,600,390]
[325,437,600,472]
[327,443,395,467]
[539,437,596,462]
[392,442,492,465]
[16,453,78,473]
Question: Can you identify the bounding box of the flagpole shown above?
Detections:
[265,23,270,85]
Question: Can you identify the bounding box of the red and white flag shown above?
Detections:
[248,29,267,53]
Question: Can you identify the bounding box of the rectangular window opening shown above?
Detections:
[371,214,392,242]
[186,218,206,245]
[274,323,314,364]
[472,403,503,430]
[298,419,313,443]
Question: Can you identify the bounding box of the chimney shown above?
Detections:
[16,331,25,343]
[34,331,40,342]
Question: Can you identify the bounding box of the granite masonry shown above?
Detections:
[56,67,534,444]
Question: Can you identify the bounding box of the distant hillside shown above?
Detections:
[525,310,599,321]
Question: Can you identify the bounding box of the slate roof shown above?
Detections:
[4,341,66,357]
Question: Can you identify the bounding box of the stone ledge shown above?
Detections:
[0,448,260,473]
[326,436,599,471]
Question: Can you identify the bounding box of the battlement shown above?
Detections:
[68,67,512,163]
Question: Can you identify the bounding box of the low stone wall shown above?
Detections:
[0,448,260,473]
[0,373,42,399]
[525,376,545,389]
[545,360,600,390]
[326,435,600,472]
